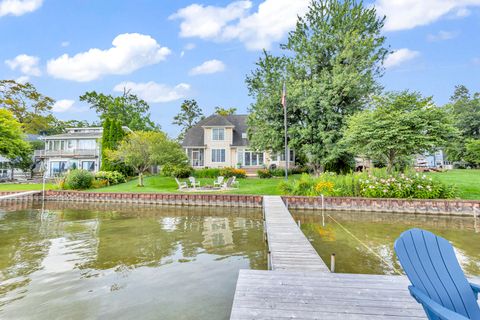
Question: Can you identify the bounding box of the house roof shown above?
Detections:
[182,114,249,147]
[43,132,103,140]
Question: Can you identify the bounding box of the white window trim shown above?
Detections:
[211,128,225,141]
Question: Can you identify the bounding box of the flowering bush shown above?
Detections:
[279,170,457,199]
[359,173,457,199]
[95,171,126,185]
[257,169,273,179]
[220,167,247,178]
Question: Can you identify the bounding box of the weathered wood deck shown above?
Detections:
[263,196,329,272]
[231,196,426,319]
[231,270,426,319]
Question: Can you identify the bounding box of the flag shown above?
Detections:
[281,82,286,109]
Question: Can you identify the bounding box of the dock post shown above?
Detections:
[297,220,301,228]
[330,253,335,273]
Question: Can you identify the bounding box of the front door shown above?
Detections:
[192,150,202,167]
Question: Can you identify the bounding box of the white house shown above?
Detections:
[35,126,131,178]
[181,114,294,171]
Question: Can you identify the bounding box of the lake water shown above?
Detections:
[0,202,266,320]
[292,210,480,277]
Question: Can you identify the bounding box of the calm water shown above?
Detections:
[0,202,267,320]
[292,210,480,276]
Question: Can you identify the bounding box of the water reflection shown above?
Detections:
[0,202,266,319]
[292,210,480,276]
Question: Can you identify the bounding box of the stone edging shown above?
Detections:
[0,191,478,215]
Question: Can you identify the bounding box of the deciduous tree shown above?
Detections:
[0,108,31,161]
[342,91,457,172]
[173,99,204,140]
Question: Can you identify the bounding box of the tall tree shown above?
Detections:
[214,106,237,116]
[0,108,31,159]
[108,131,187,186]
[342,91,457,172]
[444,85,480,163]
[80,89,159,131]
[0,80,56,134]
[172,99,204,140]
[464,139,480,167]
[247,0,388,173]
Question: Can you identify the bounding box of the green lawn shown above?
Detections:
[425,169,480,200]
[0,183,56,191]
[90,175,293,195]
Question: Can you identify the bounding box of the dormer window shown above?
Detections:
[212,128,225,141]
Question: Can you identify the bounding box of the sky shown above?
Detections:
[1,0,479,137]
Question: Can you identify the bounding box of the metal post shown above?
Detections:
[330,253,336,273]
[283,82,288,181]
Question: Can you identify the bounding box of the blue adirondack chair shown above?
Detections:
[394,228,480,320]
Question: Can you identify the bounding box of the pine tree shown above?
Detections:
[101,118,112,171]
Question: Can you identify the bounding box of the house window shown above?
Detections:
[78,139,96,149]
[212,149,226,162]
[241,132,247,139]
[212,128,225,141]
[50,161,67,176]
[278,150,295,162]
[82,161,95,171]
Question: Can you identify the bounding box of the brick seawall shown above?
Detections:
[0,191,478,215]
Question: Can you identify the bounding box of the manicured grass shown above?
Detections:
[425,169,480,200]
[90,175,294,195]
[0,183,56,191]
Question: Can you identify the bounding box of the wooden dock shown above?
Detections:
[263,196,329,272]
[230,196,426,319]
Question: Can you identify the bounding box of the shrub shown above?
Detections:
[220,167,246,178]
[95,171,126,185]
[64,169,94,190]
[172,166,193,178]
[257,169,272,179]
[161,163,175,177]
[194,168,221,178]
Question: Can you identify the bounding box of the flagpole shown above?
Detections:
[283,82,288,181]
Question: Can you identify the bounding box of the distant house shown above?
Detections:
[415,150,451,169]
[181,114,294,170]
[0,134,41,180]
[35,126,131,178]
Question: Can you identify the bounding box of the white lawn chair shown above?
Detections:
[213,176,224,187]
[175,178,188,190]
[222,177,234,189]
[189,176,200,188]
[231,176,239,188]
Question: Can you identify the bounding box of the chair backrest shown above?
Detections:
[188,176,195,183]
[175,177,183,186]
[394,228,480,319]
[217,176,224,183]
[224,177,234,187]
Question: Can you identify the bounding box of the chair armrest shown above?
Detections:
[470,282,480,299]
[409,286,469,320]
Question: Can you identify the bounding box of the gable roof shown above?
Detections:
[182,114,249,147]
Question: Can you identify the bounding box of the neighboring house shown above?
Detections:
[416,150,451,169]
[35,126,131,178]
[181,114,294,170]
[0,134,41,180]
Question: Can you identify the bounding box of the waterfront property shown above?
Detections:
[182,114,295,171]
[35,126,131,178]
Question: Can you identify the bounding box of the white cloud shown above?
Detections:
[427,30,458,42]
[170,0,310,50]
[189,59,225,75]
[384,49,420,69]
[47,33,171,82]
[0,0,42,17]
[52,99,75,113]
[375,0,480,31]
[16,75,29,83]
[114,81,191,103]
[5,54,41,77]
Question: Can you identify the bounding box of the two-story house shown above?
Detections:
[181,114,294,170]
[35,126,131,177]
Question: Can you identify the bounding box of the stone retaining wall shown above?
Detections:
[283,196,480,216]
[0,190,478,215]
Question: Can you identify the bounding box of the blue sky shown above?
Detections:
[1,0,479,137]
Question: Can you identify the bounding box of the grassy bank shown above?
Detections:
[0,183,56,191]
[425,169,480,200]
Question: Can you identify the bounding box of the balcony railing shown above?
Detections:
[34,149,98,157]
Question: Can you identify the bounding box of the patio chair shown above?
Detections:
[231,176,239,188]
[222,177,234,189]
[188,176,200,188]
[175,178,188,190]
[394,228,480,320]
[213,176,224,187]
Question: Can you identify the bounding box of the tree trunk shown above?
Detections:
[138,172,144,187]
